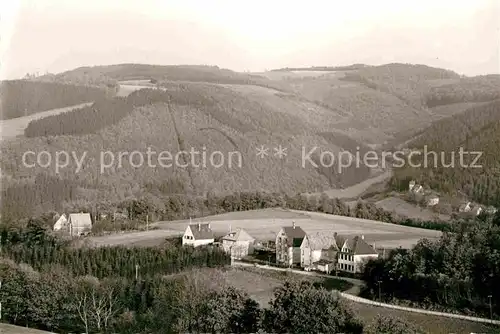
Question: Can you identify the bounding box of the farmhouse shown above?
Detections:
[182,223,215,247]
[485,206,498,215]
[336,235,378,273]
[425,194,440,207]
[222,228,255,259]
[276,222,306,266]
[300,232,339,273]
[458,202,472,213]
[68,213,92,237]
[53,213,68,231]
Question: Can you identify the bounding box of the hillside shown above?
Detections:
[54,63,266,84]
[1,84,374,219]
[3,63,500,219]
[0,80,106,120]
[391,100,500,206]
[339,63,460,109]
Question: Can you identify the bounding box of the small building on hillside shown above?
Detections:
[300,232,339,273]
[222,228,255,259]
[53,213,68,231]
[425,194,440,207]
[485,206,498,215]
[182,223,215,247]
[458,202,472,213]
[276,222,306,266]
[408,180,416,192]
[68,213,92,237]
[336,235,379,273]
[471,205,483,216]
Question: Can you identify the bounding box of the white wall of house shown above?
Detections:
[193,238,215,247]
[337,249,355,273]
[276,229,287,263]
[222,239,254,259]
[182,226,195,246]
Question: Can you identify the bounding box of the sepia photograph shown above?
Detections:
[0,0,499,333]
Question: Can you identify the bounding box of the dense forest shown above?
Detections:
[0,80,107,119]
[425,75,500,107]
[391,100,500,206]
[362,214,500,319]
[0,222,421,334]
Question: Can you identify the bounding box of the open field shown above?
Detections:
[376,197,450,221]
[88,208,441,249]
[0,324,53,334]
[0,102,92,141]
[350,302,499,334]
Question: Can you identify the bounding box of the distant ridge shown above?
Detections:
[271,64,369,72]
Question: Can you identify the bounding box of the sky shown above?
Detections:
[0,0,499,79]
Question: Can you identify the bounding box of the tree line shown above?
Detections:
[0,80,106,120]
[362,214,500,319]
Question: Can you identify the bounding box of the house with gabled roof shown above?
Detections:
[336,234,378,273]
[300,232,339,273]
[182,222,215,247]
[53,213,68,231]
[275,222,306,266]
[222,227,255,259]
[68,213,92,237]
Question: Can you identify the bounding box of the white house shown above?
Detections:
[471,206,483,216]
[336,235,379,273]
[459,202,472,213]
[221,228,255,259]
[485,206,498,215]
[68,213,92,237]
[276,222,306,266]
[425,195,440,207]
[182,223,215,247]
[53,213,68,231]
[411,184,424,194]
[408,180,416,191]
[300,232,339,273]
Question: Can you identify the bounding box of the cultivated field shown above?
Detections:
[375,197,450,221]
[0,102,92,141]
[88,208,441,249]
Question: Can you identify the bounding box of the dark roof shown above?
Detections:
[313,259,335,265]
[345,236,378,255]
[282,226,306,247]
[188,223,214,240]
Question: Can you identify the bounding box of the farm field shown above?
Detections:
[88,208,442,249]
[0,102,92,141]
[376,197,450,221]
[350,302,499,334]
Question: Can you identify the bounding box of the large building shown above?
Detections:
[336,235,379,273]
[275,222,306,266]
[300,232,339,273]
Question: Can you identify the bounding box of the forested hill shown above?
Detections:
[391,99,500,206]
[52,64,266,84]
[0,80,107,120]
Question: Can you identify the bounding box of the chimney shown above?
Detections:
[208,223,211,229]
[198,223,201,231]
[229,224,232,233]
[292,221,295,229]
